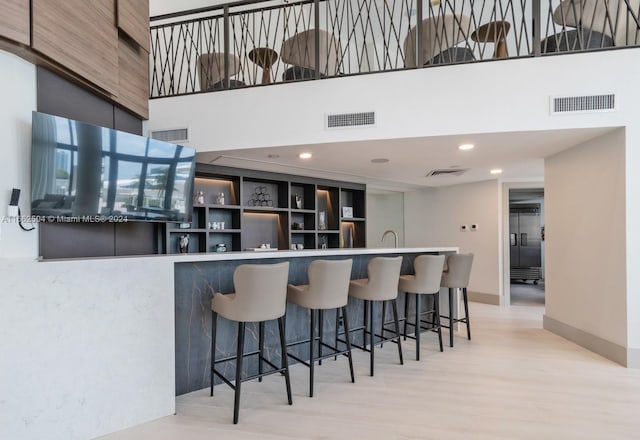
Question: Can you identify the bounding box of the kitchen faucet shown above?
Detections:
[381,229,398,248]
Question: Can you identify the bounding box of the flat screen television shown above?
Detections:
[31,111,196,222]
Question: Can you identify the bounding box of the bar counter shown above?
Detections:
[174,247,457,395]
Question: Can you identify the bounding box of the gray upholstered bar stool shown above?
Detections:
[348,256,403,376]
[398,254,446,360]
[286,259,354,397]
[210,262,292,424]
[440,253,474,347]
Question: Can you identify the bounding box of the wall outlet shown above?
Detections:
[460,225,467,232]
[471,224,478,231]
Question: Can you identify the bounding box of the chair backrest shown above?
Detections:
[412,254,446,294]
[366,256,403,301]
[232,262,290,322]
[305,259,353,309]
[441,253,474,289]
[404,14,473,67]
[552,0,640,47]
[198,52,241,91]
[280,29,341,75]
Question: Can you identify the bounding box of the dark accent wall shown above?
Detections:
[36,67,157,259]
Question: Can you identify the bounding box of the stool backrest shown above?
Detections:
[306,259,353,309]
[441,253,474,289]
[233,262,290,322]
[366,256,403,300]
[412,254,446,294]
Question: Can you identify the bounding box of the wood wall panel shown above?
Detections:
[117,0,150,52]
[32,0,119,96]
[0,0,30,45]
[117,37,149,119]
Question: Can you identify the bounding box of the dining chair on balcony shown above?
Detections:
[280,29,341,81]
[403,14,475,67]
[198,52,245,91]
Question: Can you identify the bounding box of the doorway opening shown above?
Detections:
[509,188,545,306]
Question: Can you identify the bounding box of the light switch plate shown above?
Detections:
[471,224,478,231]
[460,225,467,232]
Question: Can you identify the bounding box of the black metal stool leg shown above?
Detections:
[369,300,375,376]
[210,311,217,396]
[334,308,340,361]
[233,321,245,424]
[277,317,293,405]
[403,292,409,340]
[363,300,369,347]
[434,292,443,352]
[341,306,355,383]
[309,309,316,397]
[463,287,471,340]
[318,309,324,366]
[391,299,403,365]
[380,301,386,348]
[415,293,421,361]
[449,287,454,347]
[258,321,265,382]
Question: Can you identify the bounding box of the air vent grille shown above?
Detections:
[426,168,468,177]
[150,128,189,143]
[551,94,615,114]
[327,111,375,129]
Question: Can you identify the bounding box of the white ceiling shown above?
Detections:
[196,127,615,192]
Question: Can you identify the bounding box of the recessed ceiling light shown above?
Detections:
[267,154,280,159]
[458,144,475,151]
[490,169,503,175]
[371,158,389,164]
[299,152,312,159]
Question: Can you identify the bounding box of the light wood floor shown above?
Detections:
[98,303,640,439]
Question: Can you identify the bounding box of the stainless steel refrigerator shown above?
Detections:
[510,205,542,283]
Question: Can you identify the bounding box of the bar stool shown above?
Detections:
[348,256,403,376]
[440,253,474,347]
[210,262,291,424]
[398,254,446,360]
[286,259,354,397]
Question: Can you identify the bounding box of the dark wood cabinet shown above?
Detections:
[165,165,367,254]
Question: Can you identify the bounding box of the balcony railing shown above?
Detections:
[150,0,640,98]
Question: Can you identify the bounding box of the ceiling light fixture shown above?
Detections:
[490,169,503,175]
[458,144,475,151]
[299,152,312,159]
[371,158,389,164]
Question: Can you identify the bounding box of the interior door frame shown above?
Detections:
[500,180,544,306]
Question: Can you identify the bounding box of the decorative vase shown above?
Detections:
[179,234,189,253]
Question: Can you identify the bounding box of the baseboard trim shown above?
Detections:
[543,314,629,367]
[468,291,501,305]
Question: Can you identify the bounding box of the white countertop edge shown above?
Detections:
[173,247,459,263]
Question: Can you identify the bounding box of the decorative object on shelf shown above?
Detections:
[215,243,227,252]
[179,234,190,253]
[216,192,225,205]
[292,222,302,230]
[290,244,297,250]
[296,243,304,250]
[321,236,327,249]
[318,211,327,230]
[342,206,353,218]
[294,194,302,209]
[209,221,225,230]
[178,223,191,229]
[248,186,273,207]
[195,191,205,205]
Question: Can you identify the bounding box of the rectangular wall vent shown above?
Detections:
[150,127,189,143]
[551,94,615,114]
[327,111,375,129]
[426,168,468,177]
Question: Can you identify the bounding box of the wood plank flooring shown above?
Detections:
[98,303,640,439]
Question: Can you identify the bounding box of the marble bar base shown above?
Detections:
[174,248,457,396]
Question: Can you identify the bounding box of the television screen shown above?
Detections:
[31,111,196,222]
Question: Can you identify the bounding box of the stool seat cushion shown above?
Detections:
[287,259,352,310]
[348,256,403,301]
[399,255,445,294]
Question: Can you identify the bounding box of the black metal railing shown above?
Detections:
[150,0,640,98]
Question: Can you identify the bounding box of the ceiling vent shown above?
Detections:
[425,168,469,177]
[326,111,375,129]
[150,127,189,143]
[551,94,615,114]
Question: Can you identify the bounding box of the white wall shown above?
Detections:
[625,124,640,362]
[366,192,405,247]
[0,50,176,439]
[544,129,627,347]
[404,180,501,299]
[0,51,38,258]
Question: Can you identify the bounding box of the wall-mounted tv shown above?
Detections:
[31,111,196,222]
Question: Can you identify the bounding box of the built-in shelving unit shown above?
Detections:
[165,164,366,254]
